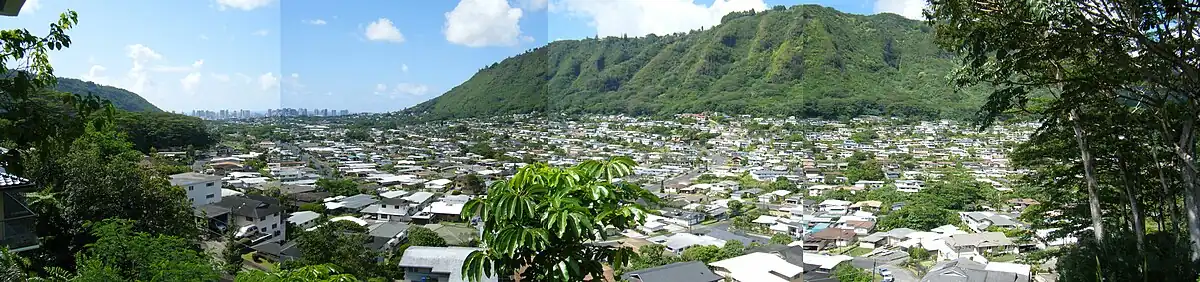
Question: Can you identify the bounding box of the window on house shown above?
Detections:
[206,194,215,199]
[260,216,266,221]
[189,186,194,191]
[206,182,215,187]
[274,230,280,236]
[272,223,277,229]
[246,216,254,221]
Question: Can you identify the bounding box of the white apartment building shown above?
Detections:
[169,172,223,207]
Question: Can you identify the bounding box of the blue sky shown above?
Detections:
[0,0,922,113]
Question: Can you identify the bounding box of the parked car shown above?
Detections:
[879,268,895,282]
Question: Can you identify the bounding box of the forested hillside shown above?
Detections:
[406,5,986,120]
[54,76,161,112]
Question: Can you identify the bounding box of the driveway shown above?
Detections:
[875,264,920,282]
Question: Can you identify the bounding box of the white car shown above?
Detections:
[880,268,895,281]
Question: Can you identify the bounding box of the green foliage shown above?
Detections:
[111,111,216,153]
[908,247,931,261]
[343,128,371,142]
[406,5,985,120]
[407,226,448,247]
[53,76,161,112]
[73,219,218,281]
[293,220,381,280]
[769,233,794,244]
[680,245,723,263]
[911,172,998,211]
[236,264,360,282]
[850,130,878,143]
[877,203,960,231]
[833,263,872,282]
[24,124,200,269]
[316,178,360,197]
[300,203,327,213]
[461,156,659,282]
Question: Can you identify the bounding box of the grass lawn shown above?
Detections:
[242,252,280,271]
[989,254,1019,262]
[848,247,874,257]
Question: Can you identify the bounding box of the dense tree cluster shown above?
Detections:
[928,0,1200,280]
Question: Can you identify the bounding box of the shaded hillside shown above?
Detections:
[54,77,161,112]
[407,5,985,120]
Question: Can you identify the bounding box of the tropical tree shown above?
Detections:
[236,264,359,282]
[72,219,219,281]
[407,226,448,247]
[461,156,659,282]
[292,220,379,280]
[769,233,794,245]
[927,0,1200,257]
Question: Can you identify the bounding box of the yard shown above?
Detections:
[989,253,1019,262]
[242,252,279,272]
[848,247,874,257]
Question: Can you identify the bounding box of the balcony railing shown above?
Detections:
[0,215,39,251]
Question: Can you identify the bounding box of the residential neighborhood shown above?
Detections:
[127,113,1062,281]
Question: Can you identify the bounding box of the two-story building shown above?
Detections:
[169,172,223,207]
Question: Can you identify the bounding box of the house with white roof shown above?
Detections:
[709,252,805,282]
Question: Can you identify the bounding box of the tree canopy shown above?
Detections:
[461,156,659,282]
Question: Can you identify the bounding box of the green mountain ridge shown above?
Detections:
[406,5,985,120]
[54,77,162,112]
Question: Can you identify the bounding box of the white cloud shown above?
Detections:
[211,73,231,82]
[401,64,409,73]
[290,73,299,79]
[80,65,110,86]
[520,0,548,11]
[556,0,766,37]
[21,0,40,14]
[873,0,926,20]
[215,0,273,11]
[259,72,279,90]
[199,34,210,40]
[253,29,270,36]
[374,83,388,95]
[393,83,430,96]
[303,19,328,25]
[365,18,405,43]
[181,72,202,92]
[126,44,163,93]
[444,0,524,47]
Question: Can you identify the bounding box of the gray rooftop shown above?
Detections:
[169,172,222,186]
[367,221,409,238]
[921,259,1029,282]
[338,194,379,210]
[287,211,320,225]
[398,246,496,282]
[946,232,1014,248]
[621,261,722,282]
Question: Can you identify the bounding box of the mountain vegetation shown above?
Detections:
[406,5,986,120]
[51,76,161,112]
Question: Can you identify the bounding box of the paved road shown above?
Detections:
[876,264,920,282]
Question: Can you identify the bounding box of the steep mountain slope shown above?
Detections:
[54,77,162,112]
[407,5,984,120]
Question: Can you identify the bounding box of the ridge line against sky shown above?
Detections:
[0,0,927,113]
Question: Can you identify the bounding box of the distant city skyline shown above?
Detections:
[0,0,921,113]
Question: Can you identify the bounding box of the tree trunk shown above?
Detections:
[1172,116,1200,261]
[1116,149,1147,280]
[1151,145,1178,235]
[1070,108,1105,242]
